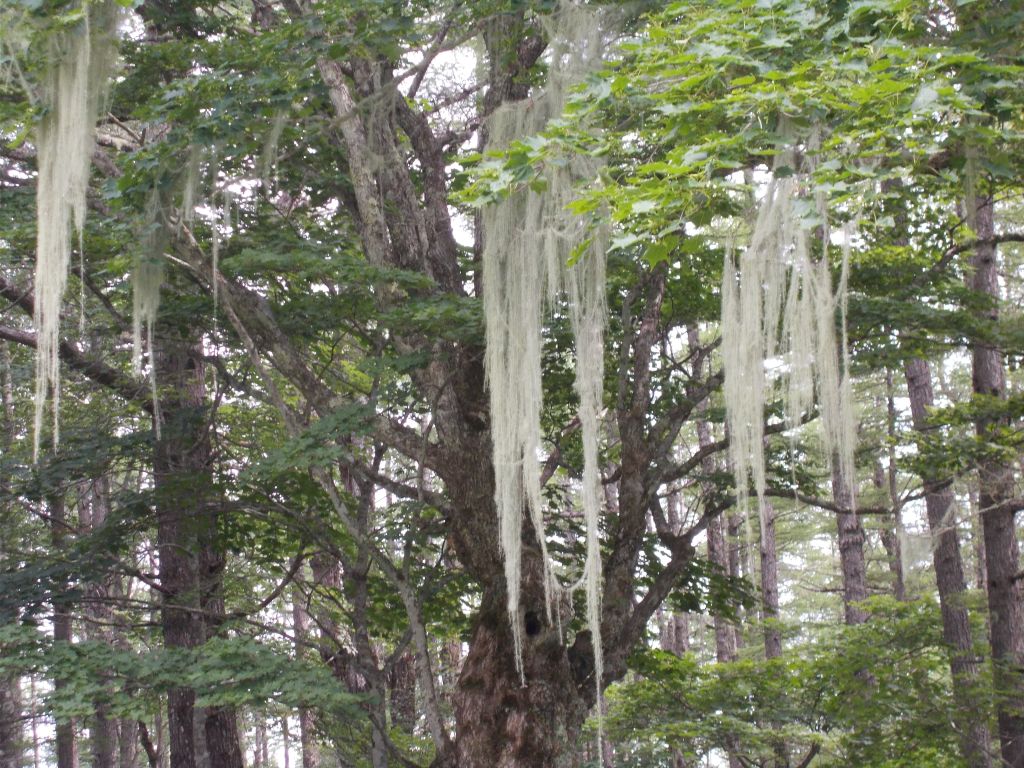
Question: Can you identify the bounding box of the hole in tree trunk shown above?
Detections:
[524,611,542,637]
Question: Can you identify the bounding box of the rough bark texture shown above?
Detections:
[389,652,417,733]
[970,197,1024,767]
[449,585,588,768]
[155,339,209,768]
[832,463,869,625]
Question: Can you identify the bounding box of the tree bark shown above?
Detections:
[905,357,992,767]
[448,583,589,768]
[389,652,417,733]
[759,500,782,660]
[832,463,869,625]
[290,585,319,768]
[154,340,207,768]
[0,679,20,768]
[0,341,23,768]
[50,495,79,768]
[970,196,1024,766]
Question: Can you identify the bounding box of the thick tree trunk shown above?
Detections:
[449,583,589,768]
[119,718,139,768]
[155,341,207,768]
[904,357,992,767]
[832,463,869,625]
[199,551,243,768]
[970,197,1024,766]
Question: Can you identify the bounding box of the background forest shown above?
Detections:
[0,0,1023,767]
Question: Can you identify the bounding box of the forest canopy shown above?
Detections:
[0,1,1022,767]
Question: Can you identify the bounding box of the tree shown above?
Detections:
[1,1,1023,767]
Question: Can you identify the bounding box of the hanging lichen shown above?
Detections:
[481,1,609,723]
[259,109,288,191]
[32,0,120,458]
[721,132,857,533]
[132,188,170,437]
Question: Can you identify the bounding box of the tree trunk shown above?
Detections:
[0,678,20,768]
[389,652,417,733]
[874,465,906,601]
[970,196,1024,766]
[81,481,118,768]
[154,340,207,768]
[50,495,79,768]
[291,586,319,768]
[760,500,782,660]
[879,369,906,601]
[904,357,993,767]
[448,583,589,768]
[0,341,23,768]
[119,718,139,768]
[832,463,869,625]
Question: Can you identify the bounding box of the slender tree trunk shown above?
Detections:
[759,500,787,768]
[708,518,736,662]
[970,488,988,593]
[688,327,740,768]
[875,458,905,601]
[660,487,690,658]
[291,585,319,768]
[0,342,23,768]
[0,679,19,768]
[832,463,869,625]
[81,481,118,768]
[970,196,1024,766]
[905,357,993,767]
[50,495,79,768]
[760,500,782,660]
[879,370,906,601]
[725,512,746,663]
